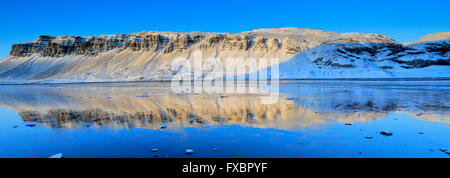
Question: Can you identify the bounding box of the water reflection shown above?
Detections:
[0,81,448,130]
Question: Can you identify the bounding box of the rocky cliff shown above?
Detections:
[8,28,395,57]
[0,27,449,83]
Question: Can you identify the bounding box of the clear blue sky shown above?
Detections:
[0,0,449,59]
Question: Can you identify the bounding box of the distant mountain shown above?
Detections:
[0,27,448,83]
[411,31,450,44]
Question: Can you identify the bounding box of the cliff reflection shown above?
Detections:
[0,82,448,130]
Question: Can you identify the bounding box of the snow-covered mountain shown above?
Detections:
[0,27,448,83]
[276,38,450,79]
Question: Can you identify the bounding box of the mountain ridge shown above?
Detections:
[8,27,397,57]
[0,27,449,83]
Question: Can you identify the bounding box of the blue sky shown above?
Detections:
[0,0,449,59]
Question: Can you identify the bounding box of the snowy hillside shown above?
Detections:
[276,40,450,79]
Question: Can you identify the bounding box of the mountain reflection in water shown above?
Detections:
[0,81,449,130]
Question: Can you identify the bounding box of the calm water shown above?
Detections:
[0,80,449,158]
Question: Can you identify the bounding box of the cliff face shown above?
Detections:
[8,32,291,58]
[8,28,396,58]
[0,27,449,82]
